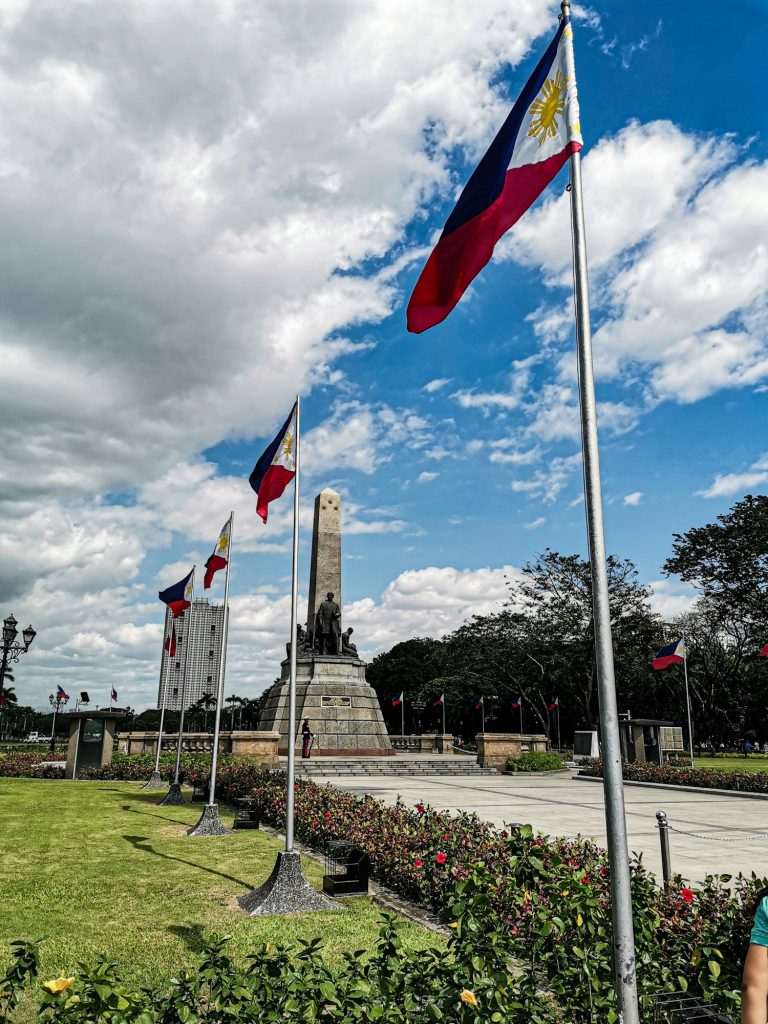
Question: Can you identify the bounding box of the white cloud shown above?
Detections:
[524,517,546,530]
[509,452,582,503]
[696,452,768,499]
[418,471,439,483]
[623,491,643,506]
[423,378,451,393]
[647,579,698,620]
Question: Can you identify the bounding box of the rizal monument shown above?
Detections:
[258,487,393,756]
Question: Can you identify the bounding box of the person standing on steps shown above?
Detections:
[301,719,313,759]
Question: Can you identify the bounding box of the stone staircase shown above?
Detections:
[292,755,496,778]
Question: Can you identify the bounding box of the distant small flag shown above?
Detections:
[652,639,686,671]
[511,696,521,709]
[760,644,768,657]
[475,696,484,710]
[249,403,298,524]
[164,624,177,658]
[159,568,194,618]
[204,516,232,589]
[57,684,68,700]
[111,687,118,702]
[547,699,558,712]
[433,693,444,707]
[392,692,403,708]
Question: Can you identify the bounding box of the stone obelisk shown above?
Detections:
[257,488,393,757]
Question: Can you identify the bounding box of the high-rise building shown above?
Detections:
[157,599,227,711]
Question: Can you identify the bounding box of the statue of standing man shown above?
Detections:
[315,591,341,655]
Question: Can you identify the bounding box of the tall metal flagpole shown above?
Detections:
[562,4,639,1020]
[682,636,694,770]
[285,397,301,854]
[144,613,172,790]
[160,567,195,807]
[519,699,524,735]
[401,696,405,737]
[442,699,446,737]
[188,513,235,836]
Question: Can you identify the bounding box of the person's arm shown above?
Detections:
[743,943,768,1024]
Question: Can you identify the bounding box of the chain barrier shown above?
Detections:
[666,824,768,843]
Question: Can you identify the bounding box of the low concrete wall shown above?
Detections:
[477,733,549,771]
[117,730,280,767]
[390,734,453,753]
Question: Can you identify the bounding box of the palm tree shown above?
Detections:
[227,694,242,731]
[201,691,216,733]
[0,684,17,741]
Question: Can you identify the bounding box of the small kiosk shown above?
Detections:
[618,718,682,766]
[65,710,127,779]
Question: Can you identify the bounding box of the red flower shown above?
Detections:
[436,851,447,865]
[325,811,332,820]
[294,784,299,791]
[681,888,695,904]
[312,818,318,827]
[443,833,450,841]
[416,803,425,814]
[580,874,590,885]
[414,858,423,869]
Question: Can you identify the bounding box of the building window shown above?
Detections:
[173,687,179,696]
[209,649,214,657]
[211,625,216,633]
[207,675,213,683]
[175,662,180,669]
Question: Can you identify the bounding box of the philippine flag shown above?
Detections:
[407,17,582,333]
[111,687,118,702]
[547,699,559,712]
[433,693,444,707]
[57,684,69,700]
[159,568,194,618]
[760,644,768,657]
[392,692,403,707]
[475,696,484,710]
[652,639,686,671]
[511,696,521,710]
[164,624,177,658]
[204,516,232,589]
[249,404,297,524]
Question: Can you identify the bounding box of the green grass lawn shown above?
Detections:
[693,756,768,774]
[0,780,440,996]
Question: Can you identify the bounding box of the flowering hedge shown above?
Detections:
[580,756,768,793]
[0,753,65,779]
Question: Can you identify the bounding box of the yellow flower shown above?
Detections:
[43,972,75,994]
[449,922,458,929]
[561,890,570,897]
[265,942,274,953]
[460,989,478,1007]
[576,913,583,927]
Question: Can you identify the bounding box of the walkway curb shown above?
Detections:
[575,774,768,801]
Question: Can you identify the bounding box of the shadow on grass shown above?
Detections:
[167,923,209,953]
[121,803,190,826]
[123,834,253,890]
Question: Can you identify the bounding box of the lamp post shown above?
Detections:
[48,689,69,752]
[1,614,36,688]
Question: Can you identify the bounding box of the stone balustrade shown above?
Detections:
[389,734,453,754]
[476,732,549,770]
[116,730,280,767]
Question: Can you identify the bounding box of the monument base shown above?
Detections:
[258,654,393,757]
[238,851,338,916]
[142,770,165,790]
[187,803,233,837]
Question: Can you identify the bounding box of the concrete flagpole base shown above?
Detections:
[187,803,233,837]
[157,781,188,806]
[237,851,338,916]
[142,771,165,791]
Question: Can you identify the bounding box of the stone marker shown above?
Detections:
[258,488,393,756]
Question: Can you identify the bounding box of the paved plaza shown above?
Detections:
[325,769,768,883]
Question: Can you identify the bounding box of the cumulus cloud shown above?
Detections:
[423,378,452,393]
[418,471,439,483]
[696,453,768,499]
[623,491,643,506]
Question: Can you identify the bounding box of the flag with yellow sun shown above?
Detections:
[407,15,582,333]
[203,515,232,589]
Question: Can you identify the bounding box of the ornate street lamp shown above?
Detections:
[48,688,69,753]
[1,613,36,687]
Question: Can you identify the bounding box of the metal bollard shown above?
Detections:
[656,810,672,885]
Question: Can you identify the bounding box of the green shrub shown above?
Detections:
[580,756,768,793]
[505,751,565,772]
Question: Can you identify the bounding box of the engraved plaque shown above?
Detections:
[321,695,352,709]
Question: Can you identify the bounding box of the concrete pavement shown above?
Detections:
[324,770,768,883]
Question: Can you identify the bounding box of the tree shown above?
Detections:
[664,494,768,626]
[366,638,444,702]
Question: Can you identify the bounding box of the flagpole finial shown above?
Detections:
[560,0,571,17]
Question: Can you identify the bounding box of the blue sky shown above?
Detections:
[0,0,765,711]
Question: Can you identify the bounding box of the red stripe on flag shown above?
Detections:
[167,600,190,618]
[407,143,580,334]
[204,554,228,590]
[652,654,685,670]
[256,464,295,523]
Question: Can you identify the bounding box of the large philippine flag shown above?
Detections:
[249,404,297,524]
[652,639,686,671]
[407,17,582,333]
[159,568,194,618]
[204,517,232,589]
